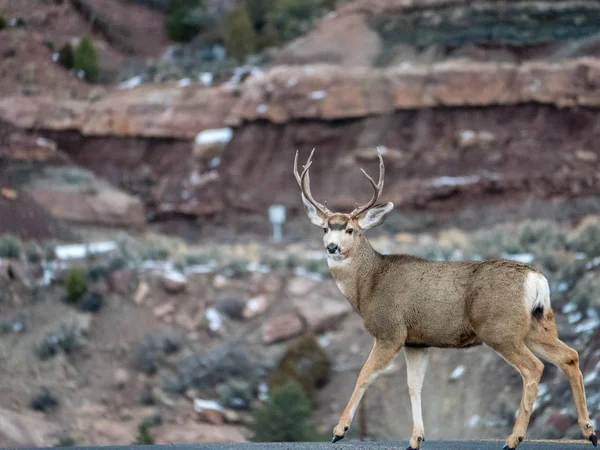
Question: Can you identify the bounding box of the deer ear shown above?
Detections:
[302,194,327,227]
[356,202,394,230]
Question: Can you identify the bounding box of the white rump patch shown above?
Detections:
[524,271,551,314]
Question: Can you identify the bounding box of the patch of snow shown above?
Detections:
[554,282,569,293]
[326,11,337,19]
[568,311,583,324]
[245,297,262,313]
[460,130,476,141]
[209,156,221,168]
[286,77,298,87]
[450,365,466,380]
[562,303,577,314]
[185,261,217,274]
[258,382,269,401]
[431,175,480,187]
[584,371,597,385]
[575,319,599,333]
[575,253,587,260]
[195,128,233,145]
[199,72,213,86]
[163,271,186,284]
[36,137,54,148]
[538,383,548,398]
[318,333,333,348]
[247,262,271,273]
[77,70,85,80]
[294,266,323,281]
[119,76,142,89]
[586,256,600,269]
[139,260,174,272]
[205,308,223,332]
[467,415,480,428]
[376,146,389,155]
[502,253,535,264]
[177,78,191,87]
[194,399,223,413]
[181,190,191,201]
[257,104,268,114]
[52,52,59,62]
[55,242,117,260]
[310,90,327,100]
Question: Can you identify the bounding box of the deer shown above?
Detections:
[293,148,597,450]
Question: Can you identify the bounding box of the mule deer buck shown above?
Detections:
[293,148,597,450]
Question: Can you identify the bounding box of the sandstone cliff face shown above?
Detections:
[2,58,600,234]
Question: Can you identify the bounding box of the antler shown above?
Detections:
[349,147,385,218]
[294,148,332,216]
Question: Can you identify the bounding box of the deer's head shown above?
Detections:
[294,148,394,260]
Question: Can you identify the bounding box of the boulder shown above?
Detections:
[161,271,187,294]
[262,314,304,344]
[293,292,353,333]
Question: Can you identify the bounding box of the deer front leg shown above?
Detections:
[404,347,429,450]
[332,339,401,443]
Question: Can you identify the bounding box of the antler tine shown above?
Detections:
[293,149,331,216]
[350,147,385,218]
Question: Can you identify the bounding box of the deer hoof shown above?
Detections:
[503,446,515,450]
[332,435,344,443]
[590,433,598,447]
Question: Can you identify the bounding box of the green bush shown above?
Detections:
[570,217,600,258]
[518,220,565,254]
[165,0,205,42]
[571,273,600,314]
[0,14,6,30]
[24,241,42,263]
[250,381,324,442]
[0,234,22,258]
[268,0,326,42]
[133,421,155,445]
[73,35,99,82]
[65,268,88,304]
[57,43,74,70]
[268,333,331,402]
[224,5,257,63]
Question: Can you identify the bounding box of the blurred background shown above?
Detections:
[1,0,600,446]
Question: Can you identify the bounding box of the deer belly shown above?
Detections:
[405,323,482,349]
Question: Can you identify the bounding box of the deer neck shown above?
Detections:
[327,234,382,315]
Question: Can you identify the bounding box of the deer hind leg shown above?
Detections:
[526,315,597,446]
[332,339,402,443]
[404,347,429,450]
[489,342,544,450]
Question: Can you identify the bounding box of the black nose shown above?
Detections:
[327,243,339,254]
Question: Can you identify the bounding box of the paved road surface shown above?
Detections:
[38,440,594,450]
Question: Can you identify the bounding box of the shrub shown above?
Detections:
[268,333,331,402]
[57,43,74,69]
[44,242,57,261]
[218,379,253,410]
[133,421,155,445]
[518,220,565,254]
[65,268,88,304]
[223,5,257,63]
[24,241,42,263]
[268,0,325,42]
[165,0,204,42]
[570,217,600,258]
[471,226,521,259]
[167,345,256,394]
[73,35,99,82]
[0,233,22,258]
[30,387,58,412]
[222,259,250,279]
[79,292,103,313]
[36,324,84,360]
[249,381,324,442]
[216,295,246,320]
[571,273,600,314]
[0,14,7,30]
[132,336,161,375]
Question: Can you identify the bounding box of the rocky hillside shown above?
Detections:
[1,0,600,447]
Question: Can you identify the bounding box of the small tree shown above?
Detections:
[223,5,257,63]
[250,382,324,442]
[133,421,155,445]
[73,35,99,82]
[65,268,88,304]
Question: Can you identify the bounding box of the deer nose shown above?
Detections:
[327,243,340,254]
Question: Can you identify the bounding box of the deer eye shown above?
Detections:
[323,228,328,234]
[346,229,354,235]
